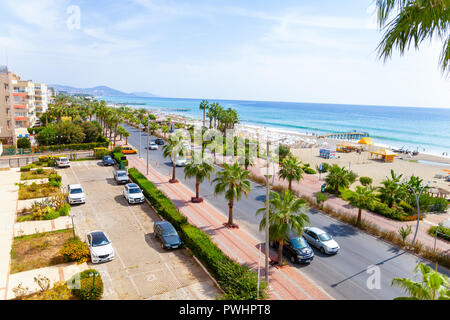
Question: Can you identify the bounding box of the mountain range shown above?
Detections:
[49,84,158,98]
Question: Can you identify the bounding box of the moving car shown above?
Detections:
[121,146,138,154]
[155,138,164,145]
[175,155,188,167]
[67,184,86,204]
[56,156,70,168]
[102,155,115,166]
[86,230,115,263]
[303,227,340,254]
[270,236,314,264]
[154,221,182,249]
[149,141,158,150]
[113,169,129,184]
[123,183,145,204]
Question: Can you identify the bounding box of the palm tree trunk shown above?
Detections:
[172,163,176,181]
[195,178,200,199]
[357,208,362,225]
[278,239,284,264]
[288,180,292,191]
[228,199,234,225]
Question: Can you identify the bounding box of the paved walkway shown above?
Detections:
[0,169,20,300]
[14,216,72,237]
[7,262,88,300]
[129,157,333,300]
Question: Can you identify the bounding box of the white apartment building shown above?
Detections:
[34,83,49,116]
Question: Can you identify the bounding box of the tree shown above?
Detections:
[391,263,449,300]
[17,137,31,149]
[162,125,170,139]
[325,164,358,195]
[278,144,291,162]
[278,155,304,191]
[378,170,406,208]
[184,153,215,203]
[256,190,310,265]
[376,0,450,75]
[162,132,189,183]
[342,186,377,225]
[148,122,160,135]
[213,162,251,228]
[199,100,209,128]
[80,122,101,143]
[122,129,130,144]
[359,176,373,186]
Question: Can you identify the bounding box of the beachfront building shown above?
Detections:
[0,66,19,146]
[11,79,37,131]
[33,83,49,117]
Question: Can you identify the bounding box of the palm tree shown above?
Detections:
[213,162,251,228]
[184,154,215,203]
[162,132,189,183]
[342,186,377,225]
[378,170,406,208]
[256,190,310,265]
[391,263,449,300]
[199,100,209,128]
[123,129,130,144]
[325,164,358,195]
[162,125,170,139]
[278,155,304,191]
[376,0,450,75]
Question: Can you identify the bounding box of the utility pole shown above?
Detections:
[265,139,270,283]
[147,118,149,175]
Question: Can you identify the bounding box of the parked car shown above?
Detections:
[270,236,314,264]
[155,138,165,145]
[86,230,115,263]
[113,169,129,184]
[67,184,86,204]
[175,155,188,167]
[123,183,145,204]
[102,155,115,166]
[149,141,158,150]
[154,221,182,249]
[303,227,340,254]
[121,146,138,154]
[56,156,70,168]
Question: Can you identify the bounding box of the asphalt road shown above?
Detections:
[122,123,450,300]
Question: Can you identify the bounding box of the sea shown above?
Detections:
[97,96,450,158]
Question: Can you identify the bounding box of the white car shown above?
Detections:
[175,156,187,167]
[86,230,115,263]
[303,227,340,254]
[67,184,86,204]
[56,156,70,168]
[123,183,145,204]
[149,141,158,150]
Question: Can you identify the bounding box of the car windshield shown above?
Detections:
[129,188,141,194]
[290,237,308,249]
[70,188,83,194]
[319,233,332,242]
[91,233,110,247]
[104,156,112,160]
[161,224,178,237]
[118,172,127,177]
[59,158,68,162]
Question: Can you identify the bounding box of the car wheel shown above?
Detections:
[161,243,165,249]
[320,247,325,254]
[290,255,296,263]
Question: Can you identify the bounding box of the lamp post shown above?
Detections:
[433,224,442,271]
[264,139,271,284]
[138,124,143,159]
[398,181,429,245]
[147,118,149,175]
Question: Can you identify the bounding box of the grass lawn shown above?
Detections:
[10,229,74,274]
[21,169,56,181]
[18,183,60,200]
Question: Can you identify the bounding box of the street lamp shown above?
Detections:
[147,118,149,175]
[397,180,430,245]
[138,124,144,159]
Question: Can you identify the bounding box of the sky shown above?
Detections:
[0,0,449,108]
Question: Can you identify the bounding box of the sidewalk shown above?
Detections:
[6,262,88,300]
[0,169,20,300]
[129,157,333,300]
[14,216,72,237]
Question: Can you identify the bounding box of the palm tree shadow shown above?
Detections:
[322,223,358,238]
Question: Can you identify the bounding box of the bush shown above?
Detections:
[303,167,316,174]
[315,192,329,205]
[59,236,90,263]
[17,137,31,149]
[35,168,44,175]
[43,209,60,220]
[316,162,329,173]
[428,197,448,213]
[428,225,450,242]
[70,269,103,300]
[359,176,373,186]
[42,282,72,300]
[20,165,31,172]
[58,204,70,216]
[113,152,128,167]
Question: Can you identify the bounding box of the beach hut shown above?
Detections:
[320,148,336,159]
[370,149,398,163]
[358,137,373,145]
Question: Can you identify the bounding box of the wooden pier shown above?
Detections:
[318,131,370,140]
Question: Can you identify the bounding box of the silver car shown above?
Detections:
[113,169,129,184]
[303,227,340,254]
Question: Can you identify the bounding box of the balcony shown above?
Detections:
[13,104,27,109]
[14,116,28,121]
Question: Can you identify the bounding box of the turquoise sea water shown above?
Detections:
[98,96,450,157]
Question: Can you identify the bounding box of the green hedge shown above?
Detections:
[113,152,128,168]
[128,167,267,299]
[428,225,450,242]
[34,139,110,152]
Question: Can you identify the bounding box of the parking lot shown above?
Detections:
[57,160,220,300]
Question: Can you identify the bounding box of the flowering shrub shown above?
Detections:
[59,236,90,263]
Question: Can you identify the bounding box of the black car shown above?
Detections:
[271,236,314,264]
[102,155,115,166]
[154,221,182,249]
[155,138,165,145]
